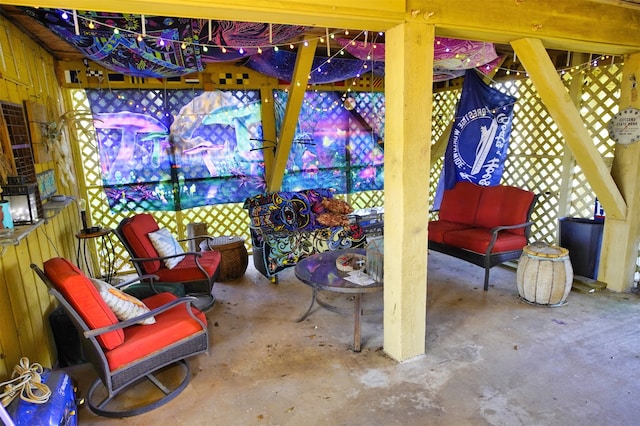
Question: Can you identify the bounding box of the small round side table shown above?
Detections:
[76,227,115,282]
[201,236,248,281]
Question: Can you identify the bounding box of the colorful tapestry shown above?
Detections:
[273,91,385,193]
[441,70,517,192]
[20,8,306,78]
[86,89,266,211]
[21,8,499,82]
[244,189,366,276]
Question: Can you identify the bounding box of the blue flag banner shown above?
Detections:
[442,70,517,192]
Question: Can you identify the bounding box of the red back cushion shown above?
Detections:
[120,214,161,273]
[439,182,483,226]
[44,258,124,350]
[475,186,535,235]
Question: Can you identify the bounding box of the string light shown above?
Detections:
[493,53,618,81]
[57,9,361,58]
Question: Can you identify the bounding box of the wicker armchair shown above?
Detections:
[32,258,209,418]
[115,213,221,311]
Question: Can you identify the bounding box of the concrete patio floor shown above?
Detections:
[66,250,640,425]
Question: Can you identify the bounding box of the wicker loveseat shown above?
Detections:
[428,182,537,291]
[243,188,366,281]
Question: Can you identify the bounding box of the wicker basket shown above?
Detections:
[516,242,573,306]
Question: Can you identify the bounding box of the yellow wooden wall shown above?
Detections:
[0,15,82,378]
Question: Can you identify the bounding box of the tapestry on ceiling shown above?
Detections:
[21,7,305,78]
[435,70,517,206]
[273,90,385,194]
[86,89,266,211]
[22,7,499,82]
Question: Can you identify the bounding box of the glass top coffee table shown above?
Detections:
[294,248,383,352]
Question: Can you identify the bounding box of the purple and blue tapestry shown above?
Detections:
[273,90,385,193]
[21,8,499,82]
[437,70,517,204]
[86,89,266,211]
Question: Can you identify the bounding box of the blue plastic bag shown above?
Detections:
[5,370,77,426]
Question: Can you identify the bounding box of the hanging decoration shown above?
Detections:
[86,89,266,211]
[21,7,504,82]
[438,70,517,201]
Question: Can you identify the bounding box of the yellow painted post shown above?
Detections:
[557,53,590,219]
[383,21,433,361]
[511,38,626,220]
[267,36,318,192]
[599,53,640,292]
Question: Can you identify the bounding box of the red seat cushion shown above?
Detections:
[153,250,221,283]
[428,220,473,243]
[44,258,124,350]
[120,214,162,273]
[442,228,527,254]
[475,186,535,235]
[104,292,207,371]
[439,182,483,226]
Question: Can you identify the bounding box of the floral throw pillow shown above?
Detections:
[147,228,185,269]
[90,278,155,325]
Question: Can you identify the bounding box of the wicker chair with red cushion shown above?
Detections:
[115,213,221,310]
[31,257,208,418]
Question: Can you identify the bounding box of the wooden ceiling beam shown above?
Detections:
[408,0,640,55]
[5,1,405,32]
[7,1,640,56]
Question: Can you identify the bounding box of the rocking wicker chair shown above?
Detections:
[115,213,221,311]
[32,257,209,418]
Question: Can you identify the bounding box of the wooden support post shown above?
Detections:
[267,36,318,192]
[383,21,433,361]
[511,38,626,220]
[599,53,640,292]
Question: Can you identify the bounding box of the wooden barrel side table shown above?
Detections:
[516,242,573,306]
[201,236,248,281]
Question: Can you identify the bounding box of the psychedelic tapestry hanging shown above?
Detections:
[272,90,385,194]
[440,69,517,192]
[86,89,266,211]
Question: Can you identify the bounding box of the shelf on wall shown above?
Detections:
[0,196,75,252]
[0,220,45,247]
[43,196,75,222]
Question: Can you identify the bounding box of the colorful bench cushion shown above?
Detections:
[244,188,334,233]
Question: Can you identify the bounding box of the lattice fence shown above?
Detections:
[429,64,622,246]
[69,90,383,276]
[69,62,639,283]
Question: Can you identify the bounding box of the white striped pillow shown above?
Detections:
[90,278,155,325]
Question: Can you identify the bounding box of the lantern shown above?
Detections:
[1,182,39,225]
